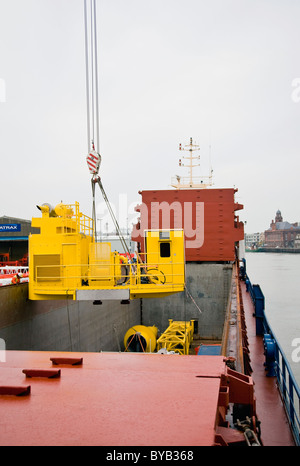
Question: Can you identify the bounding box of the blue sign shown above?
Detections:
[0,224,21,232]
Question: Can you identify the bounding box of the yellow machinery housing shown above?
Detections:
[124,325,158,353]
[156,320,195,355]
[29,202,185,301]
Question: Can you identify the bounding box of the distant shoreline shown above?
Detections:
[246,248,300,254]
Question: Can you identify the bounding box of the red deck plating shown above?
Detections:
[0,351,253,446]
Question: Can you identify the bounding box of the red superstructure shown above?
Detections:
[132,188,244,262]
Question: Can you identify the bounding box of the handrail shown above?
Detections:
[52,202,94,236]
[34,260,185,286]
[245,272,300,446]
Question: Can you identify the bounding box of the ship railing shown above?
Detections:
[55,202,94,236]
[34,259,185,288]
[0,266,29,275]
[73,202,94,236]
[170,175,213,188]
[246,273,300,446]
[275,350,300,446]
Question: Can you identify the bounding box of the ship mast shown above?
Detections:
[171,137,213,189]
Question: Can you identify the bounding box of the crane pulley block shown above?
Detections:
[86,149,101,175]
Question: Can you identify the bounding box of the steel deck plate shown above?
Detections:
[0,351,226,446]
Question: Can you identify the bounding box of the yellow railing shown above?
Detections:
[34,259,185,288]
[49,202,94,237]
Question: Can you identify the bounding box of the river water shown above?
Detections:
[245,252,300,387]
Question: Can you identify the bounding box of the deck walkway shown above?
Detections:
[241,281,295,446]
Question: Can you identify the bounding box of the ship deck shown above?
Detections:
[241,280,295,446]
[0,279,296,446]
[0,350,227,446]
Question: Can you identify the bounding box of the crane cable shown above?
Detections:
[84,0,100,242]
[95,177,132,259]
[84,0,99,154]
[84,0,132,266]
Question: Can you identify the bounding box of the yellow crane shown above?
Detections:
[28,2,185,302]
[28,202,185,301]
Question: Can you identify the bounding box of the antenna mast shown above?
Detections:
[171,137,213,189]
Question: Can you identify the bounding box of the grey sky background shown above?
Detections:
[0,0,299,234]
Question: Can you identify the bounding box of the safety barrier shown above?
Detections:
[0,266,29,275]
[0,267,29,286]
[33,259,184,287]
[245,272,300,446]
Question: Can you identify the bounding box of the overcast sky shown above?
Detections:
[1,0,299,233]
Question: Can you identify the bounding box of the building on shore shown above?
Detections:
[264,210,300,249]
[245,232,264,250]
[0,216,40,263]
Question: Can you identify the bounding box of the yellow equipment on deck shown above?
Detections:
[28,202,185,301]
[124,325,158,353]
[156,320,195,355]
